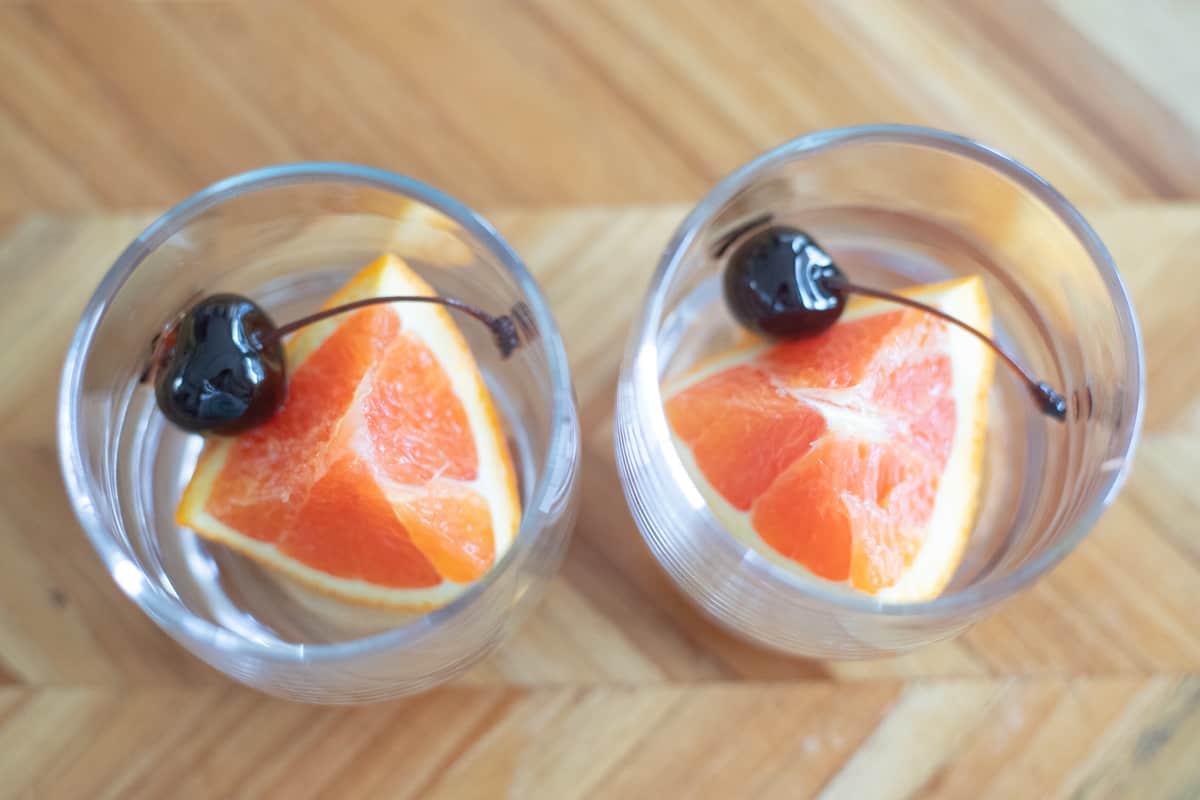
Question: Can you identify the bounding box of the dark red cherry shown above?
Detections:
[719,222,1068,422]
[723,226,847,336]
[152,294,286,435]
[146,291,528,435]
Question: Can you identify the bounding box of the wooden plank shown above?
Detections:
[0,206,1194,685]
[0,681,1194,798]
[1,0,1198,793]
[3,1,1200,215]
[0,205,1195,796]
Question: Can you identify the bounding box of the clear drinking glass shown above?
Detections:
[615,125,1143,658]
[59,164,580,702]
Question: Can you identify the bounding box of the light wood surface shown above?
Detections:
[1,205,1197,799]
[5,0,1200,216]
[2,1,1199,798]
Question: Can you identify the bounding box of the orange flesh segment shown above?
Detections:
[393,481,494,583]
[763,310,905,390]
[204,304,493,590]
[363,331,478,485]
[286,454,441,588]
[207,306,398,548]
[665,365,826,511]
[666,306,964,594]
[751,438,937,592]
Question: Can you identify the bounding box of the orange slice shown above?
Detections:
[176,254,520,609]
[664,277,994,602]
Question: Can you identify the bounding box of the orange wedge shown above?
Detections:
[177,254,520,609]
[664,277,994,602]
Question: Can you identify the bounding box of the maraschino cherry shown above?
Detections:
[146,292,525,435]
[719,218,1067,421]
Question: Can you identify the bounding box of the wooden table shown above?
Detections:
[2,3,1198,798]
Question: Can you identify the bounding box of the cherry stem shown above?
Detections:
[266,295,522,358]
[824,276,1068,421]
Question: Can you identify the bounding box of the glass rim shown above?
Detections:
[635,124,1145,617]
[58,162,577,663]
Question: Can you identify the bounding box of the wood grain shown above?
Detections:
[4,0,1200,218]
[2,1,1199,797]
[0,204,1196,798]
